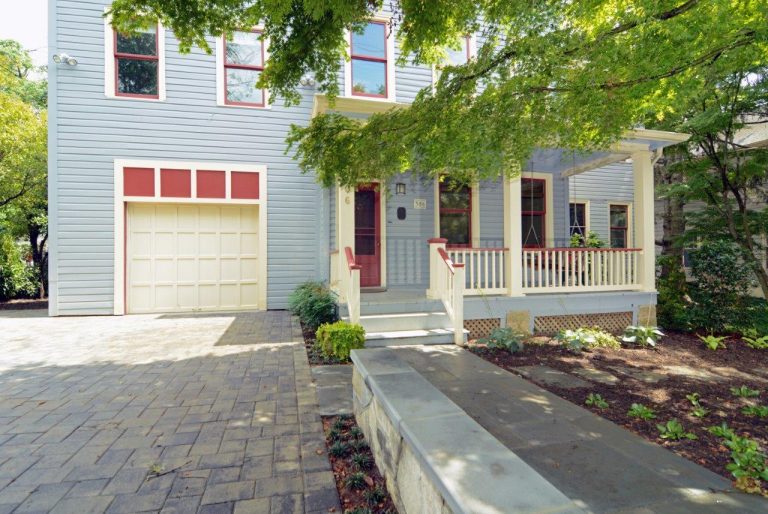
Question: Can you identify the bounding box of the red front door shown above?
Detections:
[355,184,381,287]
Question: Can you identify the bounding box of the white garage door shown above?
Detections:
[126,203,261,313]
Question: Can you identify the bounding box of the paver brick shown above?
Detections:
[201,480,255,505]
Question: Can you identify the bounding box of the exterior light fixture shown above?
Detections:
[53,54,78,66]
[395,183,406,195]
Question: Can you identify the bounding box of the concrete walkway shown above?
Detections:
[388,345,767,513]
[0,310,340,513]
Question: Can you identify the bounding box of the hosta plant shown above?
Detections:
[731,385,760,399]
[742,405,768,418]
[627,403,656,420]
[556,328,620,352]
[685,393,710,418]
[622,326,664,348]
[585,393,609,409]
[656,419,697,440]
[699,334,728,351]
[479,327,524,353]
[708,423,768,496]
[744,334,768,350]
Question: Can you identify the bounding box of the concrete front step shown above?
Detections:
[344,311,451,333]
[364,328,468,347]
[340,299,445,317]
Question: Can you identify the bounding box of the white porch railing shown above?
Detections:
[344,247,361,324]
[521,248,641,293]
[428,239,465,345]
[448,248,508,295]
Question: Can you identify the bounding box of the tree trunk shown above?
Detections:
[26,222,47,299]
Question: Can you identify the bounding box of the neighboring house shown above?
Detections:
[48,1,687,341]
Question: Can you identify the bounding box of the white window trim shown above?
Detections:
[216,29,271,109]
[569,199,591,236]
[344,16,397,103]
[113,159,268,315]
[608,201,633,248]
[433,179,481,247]
[520,171,555,247]
[104,14,166,101]
[431,33,477,87]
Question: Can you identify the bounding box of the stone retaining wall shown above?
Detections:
[351,348,582,514]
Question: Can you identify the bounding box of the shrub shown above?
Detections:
[0,236,38,301]
[622,326,664,348]
[699,334,727,351]
[556,327,620,352]
[315,321,365,362]
[479,327,524,353]
[656,255,691,331]
[688,241,754,332]
[628,403,656,420]
[288,281,338,331]
[656,419,697,440]
[570,231,605,248]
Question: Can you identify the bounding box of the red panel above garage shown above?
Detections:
[124,167,155,197]
[196,170,226,199]
[231,172,260,199]
[160,168,191,198]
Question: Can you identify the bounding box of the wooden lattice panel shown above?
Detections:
[533,312,632,336]
[464,318,501,340]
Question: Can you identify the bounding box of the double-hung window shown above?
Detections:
[439,180,472,247]
[569,202,587,238]
[609,204,630,248]
[521,179,546,248]
[350,21,388,98]
[224,31,266,107]
[114,26,159,98]
[444,36,471,67]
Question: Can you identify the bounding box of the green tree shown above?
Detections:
[108,0,768,186]
[659,69,768,299]
[0,41,47,298]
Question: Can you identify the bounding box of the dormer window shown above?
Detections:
[349,21,389,99]
[224,31,266,107]
[114,25,159,98]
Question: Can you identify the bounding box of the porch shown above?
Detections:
[328,129,688,344]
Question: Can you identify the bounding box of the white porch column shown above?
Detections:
[337,184,355,302]
[632,151,656,292]
[503,175,524,296]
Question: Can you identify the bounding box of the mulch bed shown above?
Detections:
[469,332,768,484]
[301,322,350,366]
[322,415,398,514]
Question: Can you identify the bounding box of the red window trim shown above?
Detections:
[114,25,160,99]
[439,181,472,248]
[224,29,266,107]
[522,178,546,248]
[350,21,388,99]
[609,204,629,248]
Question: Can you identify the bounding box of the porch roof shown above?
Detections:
[311,94,690,176]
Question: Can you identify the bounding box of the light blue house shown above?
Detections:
[47,1,688,342]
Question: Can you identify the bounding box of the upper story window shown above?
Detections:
[439,180,472,247]
[609,204,630,248]
[350,21,389,98]
[522,178,546,248]
[224,31,266,107]
[114,26,159,98]
[443,36,471,67]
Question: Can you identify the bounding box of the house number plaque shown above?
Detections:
[413,199,427,209]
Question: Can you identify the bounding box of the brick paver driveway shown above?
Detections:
[0,310,340,514]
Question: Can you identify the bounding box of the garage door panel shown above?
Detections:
[127,203,261,313]
[241,233,259,254]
